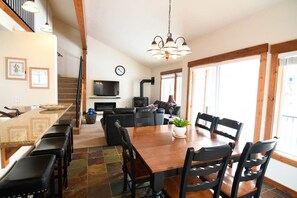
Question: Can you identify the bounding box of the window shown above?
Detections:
[160,69,182,105]
[266,39,297,167]
[187,44,268,143]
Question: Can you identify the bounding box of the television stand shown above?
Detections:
[89,96,121,99]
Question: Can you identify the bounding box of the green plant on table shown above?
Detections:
[172,117,190,127]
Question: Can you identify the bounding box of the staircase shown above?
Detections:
[58,76,80,134]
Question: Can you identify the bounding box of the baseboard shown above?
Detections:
[264,177,297,197]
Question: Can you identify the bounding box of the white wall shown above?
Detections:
[0,31,58,110]
[53,18,82,77]
[151,0,297,191]
[87,36,152,109]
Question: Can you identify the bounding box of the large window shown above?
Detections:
[160,69,182,105]
[187,44,268,143]
[266,39,297,167]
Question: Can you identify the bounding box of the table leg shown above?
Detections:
[151,172,164,198]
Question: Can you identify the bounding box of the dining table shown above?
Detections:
[126,124,246,197]
[0,103,72,168]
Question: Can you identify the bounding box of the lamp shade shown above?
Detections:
[163,38,177,53]
[147,41,161,55]
[167,95,176,104]
[177,42,191,55]
[22,0,39,13]
[41,22,52,33]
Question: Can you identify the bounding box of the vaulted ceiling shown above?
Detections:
[50,0,283,67]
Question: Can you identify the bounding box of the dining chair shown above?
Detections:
[213,117,243,141]
[206,138,278,198]
[134,111,155,126]
[195,112,217,132]
[163,143,233,198]
[115,120,151,198]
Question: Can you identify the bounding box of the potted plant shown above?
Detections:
[172,117,190,137]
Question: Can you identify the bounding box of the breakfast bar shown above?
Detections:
[0,103,72,169]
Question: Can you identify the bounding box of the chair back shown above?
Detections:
[195,112,217,131]
[115,120,136,179]
[180,144,233,198]
[213,118,243,141]
[134,111,155,126]
[231,138,278,198]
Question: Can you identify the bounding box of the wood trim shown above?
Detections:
[253,52,267,142]
[0,1,32,32]
[82,50,87,112]
[272,152,297,168]
[74,0,87,50]
[264,177,297,197]
[188,44,268,67]
[1,147,19,168]
[265,39,297,166]
[185,67,192,120]
[264,54,279,140]
[270,39,297,54]
[160,68,182,75]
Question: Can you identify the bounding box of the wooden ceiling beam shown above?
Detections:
[74,0,87,51]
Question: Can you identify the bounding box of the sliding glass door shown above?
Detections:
[190,58,260,142]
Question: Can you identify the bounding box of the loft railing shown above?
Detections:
[75,56,83,127]
[2,0,34,31]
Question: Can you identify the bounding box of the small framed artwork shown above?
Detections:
[29,67,49,89]
[6,57,27,80]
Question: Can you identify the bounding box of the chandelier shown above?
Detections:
[147,0,191,60]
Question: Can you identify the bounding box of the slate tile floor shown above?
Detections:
[64,146,293,198]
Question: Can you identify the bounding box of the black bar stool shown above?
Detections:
[42,125,72,164]
[0,154,56,198]
[54,119,74,153]
[30,137,68,198]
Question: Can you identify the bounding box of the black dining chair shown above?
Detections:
[115,120,151,198]
[213,117,243,141]
[134,111,155,126]
[163,144,233,198]
[206,137,278,198]
[195,112,217,132]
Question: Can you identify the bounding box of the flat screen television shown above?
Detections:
[94,80,119,96]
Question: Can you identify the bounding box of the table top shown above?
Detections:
[127,125,245,173]
[0,103,72,148]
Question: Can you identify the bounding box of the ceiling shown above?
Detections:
[50,0,283,68]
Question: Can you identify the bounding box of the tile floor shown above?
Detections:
[64,145,293,198]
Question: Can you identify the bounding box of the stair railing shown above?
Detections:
[76,56,83,127]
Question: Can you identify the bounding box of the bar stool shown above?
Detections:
[54,119,74,153]
[30,137,68,198]
[0,154,56,198]
[42,125,72,164]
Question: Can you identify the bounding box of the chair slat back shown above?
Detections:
[214,118,243,141]
[134,111,155,127]
[115,120,135,179]
[180,144,232,198]
[195,112,217,132]
[231,138,278,198]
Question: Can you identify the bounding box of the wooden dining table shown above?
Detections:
[126,124,246,197]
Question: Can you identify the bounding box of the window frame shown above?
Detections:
[187,44,268,143]
[265,39,297,168]
[160,68,182,104]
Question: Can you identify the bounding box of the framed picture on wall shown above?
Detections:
[5,57,27,80]
[29,67,49,89]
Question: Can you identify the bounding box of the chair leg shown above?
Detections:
[131,180,136,198]
[123,169,128,192]
[57,159,63,198]
[50,170,55,198]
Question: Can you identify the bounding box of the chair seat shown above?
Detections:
[0,155,56,197]
[206,166,257,197]
[31,137,67,158]
[164,175,214,198]
[42,125,70,139]
[126,158,150,180]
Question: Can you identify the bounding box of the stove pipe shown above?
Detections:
[140,77,154,97]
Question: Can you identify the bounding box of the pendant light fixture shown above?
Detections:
[22,0,40,13]
[41,0,52,33]
[147,0,191,60]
